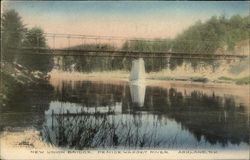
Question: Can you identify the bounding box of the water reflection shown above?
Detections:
[40,80,249,149]
[0,78,248,150]
[129,83,146,107]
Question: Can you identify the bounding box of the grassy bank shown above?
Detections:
[218,76,250,85]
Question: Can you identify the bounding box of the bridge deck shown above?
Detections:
[14,48,247,60]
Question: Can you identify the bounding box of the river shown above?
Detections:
[1,71,249,152]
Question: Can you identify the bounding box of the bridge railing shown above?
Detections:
[41,33,248,56]
[3,31,248,58]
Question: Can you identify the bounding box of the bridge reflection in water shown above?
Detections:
[41,79,249,149]
[129,84,146,107]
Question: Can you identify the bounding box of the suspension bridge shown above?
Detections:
[14,33,248,60]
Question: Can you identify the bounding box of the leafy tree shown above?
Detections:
[23,27,46,48]
[1,9,26,60]
[18,27,53,72]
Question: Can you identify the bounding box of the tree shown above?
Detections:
[23,27,46,48]
[1,9,26,60]
[18,27,53,72]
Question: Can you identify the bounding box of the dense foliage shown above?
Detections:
[1,9,53,72]
[67,43,115,50]
[122,15,249,54]
[118,15,249,71]
[173,15,249,54]
[1,10,26,61]
[23,27,46,48]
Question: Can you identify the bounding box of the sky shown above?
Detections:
[2,1,249,48]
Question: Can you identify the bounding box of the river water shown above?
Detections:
[0,74,249,151]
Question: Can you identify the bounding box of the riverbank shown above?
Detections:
[0,62,50,107]
[49,68,250,85]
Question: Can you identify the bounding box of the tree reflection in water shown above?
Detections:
[42,80,249,149]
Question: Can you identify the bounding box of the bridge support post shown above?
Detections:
[129,58,145,83]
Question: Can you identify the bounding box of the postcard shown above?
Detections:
[0,1,249,160]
